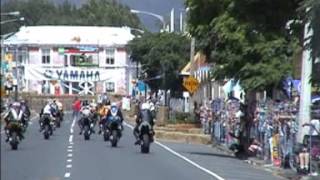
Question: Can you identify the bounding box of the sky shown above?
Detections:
[52,0,186,32]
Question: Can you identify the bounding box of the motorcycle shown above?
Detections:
[53,111,62,128]
[138,120,154,153]
[42,114,54,140]
[106,106,122,147]
[21,112,30,131]
[6,122,23,150]
[82,110,94,140]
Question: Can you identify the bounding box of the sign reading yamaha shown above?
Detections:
[25,67,112,82]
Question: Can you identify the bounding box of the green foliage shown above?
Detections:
[127,33,190,91]
[1,0,141,35]
[186,0,302,91]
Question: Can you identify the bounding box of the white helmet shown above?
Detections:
[141,102,150,110]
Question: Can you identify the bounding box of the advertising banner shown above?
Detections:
[25,66,112,82]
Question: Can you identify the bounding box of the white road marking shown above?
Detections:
[68,145,73,149]
[67,159,72,163]
[70,142,74,145]
[69,135,73,143]
[64,172,71,178]
[67,149,73,152]
[123,122,225,180]
[66,164,72,168]
[70,116,76,134]
[67,154,73,157]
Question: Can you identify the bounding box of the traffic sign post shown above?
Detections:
[182,76,199,95]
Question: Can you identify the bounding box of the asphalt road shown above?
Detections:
[1,113,282,180]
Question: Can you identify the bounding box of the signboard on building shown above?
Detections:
[25,67,112,82]
[183,76,199,94]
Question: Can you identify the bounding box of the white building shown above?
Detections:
[3,26,136,95]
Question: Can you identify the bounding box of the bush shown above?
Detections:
[169,111,199,124]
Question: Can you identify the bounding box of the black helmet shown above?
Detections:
[82,100,89,106]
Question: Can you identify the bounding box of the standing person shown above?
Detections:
[200,102,209,134]
[72,97,81,120]
[194,101,200,123]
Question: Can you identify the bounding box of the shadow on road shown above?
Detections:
[188,151,235,159]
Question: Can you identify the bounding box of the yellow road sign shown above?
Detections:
[183,76,199,94]
[5,53,13,62]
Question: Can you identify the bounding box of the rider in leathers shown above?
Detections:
[39,100,56,131]
[4,102,24,142]
[133,102,154,145]
[78,100,95,134]
[20,99,31,127]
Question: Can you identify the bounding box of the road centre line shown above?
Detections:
[69,135,73,143]
[64,172,71,178]
[123,122,225,180]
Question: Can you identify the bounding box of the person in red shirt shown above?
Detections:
[72,97,81,120]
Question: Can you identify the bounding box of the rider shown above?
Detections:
[55,99,64,121]
[105,102,124,128]
[4,102,24,142]
[78,100,95,134]
[133,102,155,145]
[97,99,111,134]
[20,99,31,127]
[89,99,99,129]
[39,99,56,131]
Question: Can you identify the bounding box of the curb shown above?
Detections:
[124,113,211,145]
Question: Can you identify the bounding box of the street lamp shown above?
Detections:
[130,9,166,32]
[0,11,20,16]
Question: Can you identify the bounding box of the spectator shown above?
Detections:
[194,101,200,122]
[72,97,81,120]
[200,102,210,134]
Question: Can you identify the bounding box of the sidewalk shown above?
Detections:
[123,111,211,144]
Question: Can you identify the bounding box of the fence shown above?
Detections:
[210,98,300,167]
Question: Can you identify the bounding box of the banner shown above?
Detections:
[25,66,112,82]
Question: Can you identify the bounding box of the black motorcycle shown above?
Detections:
[42,114,53,140]
[83,116,94,140]
[53,111,62,128]
[139,120,154,153]
[106,106,122,147]
[7,122,22,150]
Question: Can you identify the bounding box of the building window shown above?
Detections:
[105,48,115,65]
[41,49,50,64]
[64,55,68,67]
[105,82,115,92]
[70,53,98,67]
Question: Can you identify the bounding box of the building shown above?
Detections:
[3,26,137,95]
[181,52,226,103]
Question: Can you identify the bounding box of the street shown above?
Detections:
[1,113,282,180]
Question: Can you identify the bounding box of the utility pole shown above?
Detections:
[170,8,175,32]
[297,20,313,144]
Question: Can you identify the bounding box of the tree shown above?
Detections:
[127,32,190,93]
[1,0,142,35]
[186,0,302,92]
[300,0,320,87]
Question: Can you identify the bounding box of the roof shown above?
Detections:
[3,26,135,47]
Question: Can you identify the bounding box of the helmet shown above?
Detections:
[141,102,150,110]
[47,99,53,105]
[12,102,21,109]
[82,100,89,106]
[111,102,117,107]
